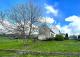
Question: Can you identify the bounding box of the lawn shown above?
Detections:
[28,40,80,52]
[0,36,80,57]
[0,51,78,57]
[0,36,23,50]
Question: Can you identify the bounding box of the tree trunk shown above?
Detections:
[28,23,32,38]
[20,27,26,47]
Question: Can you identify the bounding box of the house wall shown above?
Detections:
[38,27,51,40]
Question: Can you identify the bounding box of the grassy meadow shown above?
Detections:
[0,36,80,57]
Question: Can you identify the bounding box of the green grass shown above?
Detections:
[0,51,16,57]
[0,51,79,57]
[27,40,80,52]
[0,36,23,50]
[0,36,80,52]
[0,36,80,57]
[17,54,79,57]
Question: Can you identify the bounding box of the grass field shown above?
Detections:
[0,51,79,57]
[0,51,78,57]
[0,36,80,57]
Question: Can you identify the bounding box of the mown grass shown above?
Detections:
[0,36,80,52]
[0,51,79,57]
[29,40,80,52]
[0,36,80,57]
[0,51,16,57]
[18,54,79,57]
[0,36,23,50]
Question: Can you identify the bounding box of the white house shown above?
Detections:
[38,24,55,40]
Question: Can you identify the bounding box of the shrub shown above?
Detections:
[70,35,77,40]
[78,35,80,40]
[54,34,64,41]
[64,33,69,40]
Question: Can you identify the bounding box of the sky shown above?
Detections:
[0,0,80,35]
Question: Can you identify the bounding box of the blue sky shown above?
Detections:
[46,0,80,25]
[0,0,27,10]
[0,0,80,35]
[0,0,80,24]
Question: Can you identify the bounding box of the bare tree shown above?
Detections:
[0,11,11,33]
[8,4,29,38]
[26,1,43,37]
[8,0,43,39]
[0,0,43,41]
[0,11,5,23]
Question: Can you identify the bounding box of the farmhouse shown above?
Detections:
[37,23,55,40]
[38,27,55,40]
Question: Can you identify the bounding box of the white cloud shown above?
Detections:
[52,24,71,36]
[37,15,80,35]
[0,20,16,33]
[65,15,80,35]
[51,25,60,34]
[61,26,71,35]
[2,20,15,29]
[44,3,58,16]
[51,24,71,35]
[65,15,80,22]
[38,17,54,24]
[57,15,80,35]
[0,25,4,29]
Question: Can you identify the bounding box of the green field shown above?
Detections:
[0,36,80,57]
[0,51,78,57]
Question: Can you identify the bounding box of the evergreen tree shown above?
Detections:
[65,33,69,40]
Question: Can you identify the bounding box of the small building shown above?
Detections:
[38,24,55,40]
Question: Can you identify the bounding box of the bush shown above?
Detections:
[0,33,7,37]
[54,34,64,41]
[64,33,69,40]
[78,35,80,40]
